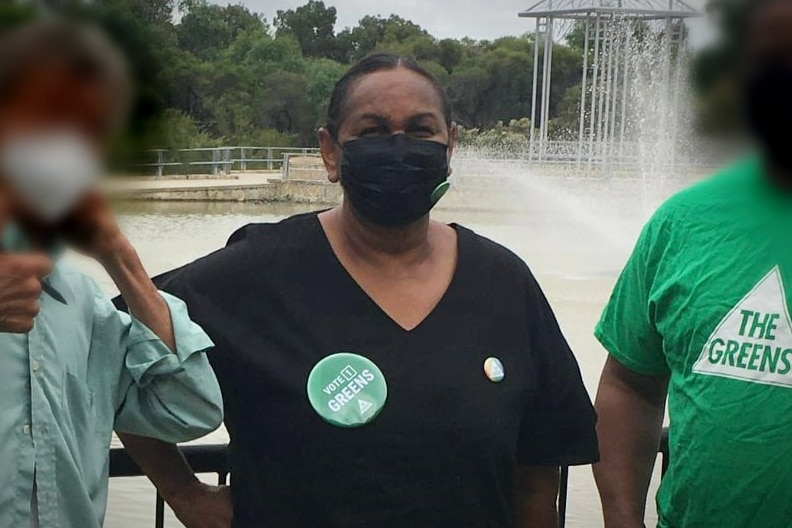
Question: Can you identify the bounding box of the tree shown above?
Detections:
[223,4,266,39]
[445,67,493,128]
[177,3,233,61]
[337,15,429,62]
[274,1,338,60]
[0,0,604,153]
[98,0,175,26]
[548,46,584,120]
[254,71,314,144]
[303,59,347,132]
[480,46,533,125]
[438,39,463,73]
[177,2,266,61]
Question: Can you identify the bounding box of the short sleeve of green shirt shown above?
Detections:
[595,207,674,376]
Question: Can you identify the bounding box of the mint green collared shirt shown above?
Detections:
[0,232,223,528]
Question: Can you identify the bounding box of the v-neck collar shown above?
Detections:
[313,213,464,334]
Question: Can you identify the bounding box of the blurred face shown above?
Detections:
[0,61,114,147]
[319,67,457,227]
[742,1,792,172]
[744,1,792,69]
[0,62,113,224]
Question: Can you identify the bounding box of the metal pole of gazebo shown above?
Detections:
[577,13,591,168]
[529,18,542,162]
[587,13,602,170]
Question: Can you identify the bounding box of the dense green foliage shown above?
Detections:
[0,0,590,151]
[0,0,749,152]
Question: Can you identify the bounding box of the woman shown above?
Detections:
[121,54,598,528]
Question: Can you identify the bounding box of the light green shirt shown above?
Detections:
[0,232,223,528]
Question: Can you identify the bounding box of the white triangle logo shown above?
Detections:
[693,266,792,388]
[358,399,373,414]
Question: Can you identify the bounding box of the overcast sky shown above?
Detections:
[233,0,715,47]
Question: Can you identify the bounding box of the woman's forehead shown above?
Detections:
[344,68,445,121]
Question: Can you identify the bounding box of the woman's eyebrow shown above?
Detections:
[354,113,390,126]
[405,113,440,126]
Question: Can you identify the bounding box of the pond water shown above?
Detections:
[70,170,693,527]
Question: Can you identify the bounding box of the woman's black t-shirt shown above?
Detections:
[153,212,598,528]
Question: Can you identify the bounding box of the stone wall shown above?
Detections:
[284,156,328,182]
[118,179,343,205]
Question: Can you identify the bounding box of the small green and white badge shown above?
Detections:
[307,353,387,428]
[484,357,505,383]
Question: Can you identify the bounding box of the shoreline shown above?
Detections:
[106,172,545,213]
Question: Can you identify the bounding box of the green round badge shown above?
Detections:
[306,353,387,428]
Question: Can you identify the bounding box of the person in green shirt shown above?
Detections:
[0,20,223,528]
[594,1,792,527]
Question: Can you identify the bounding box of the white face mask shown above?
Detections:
[0,130,102,222]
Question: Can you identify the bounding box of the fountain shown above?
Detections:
[450,1,706,265]
[518,0,701,173]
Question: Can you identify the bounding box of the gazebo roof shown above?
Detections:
[518,0,701,20]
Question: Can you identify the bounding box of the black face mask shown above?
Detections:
[745,61,792,171]
[340,135,450,227]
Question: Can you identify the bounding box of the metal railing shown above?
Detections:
[109,428,670,528]
[136,147,321,177]
[133,142,729,178]
[110,444,229,528]
[457,140,728,171]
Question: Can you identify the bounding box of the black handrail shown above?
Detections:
[110,444,230,528]
[109,427,671,528]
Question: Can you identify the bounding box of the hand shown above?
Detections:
[0,253,52,333]
[165,481,233,528]
[58,192,127,262]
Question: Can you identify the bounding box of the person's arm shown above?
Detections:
[118,434,233,528]
[114,244,241,528]
[101,237,176,350]
[68,194,223,441]
[101,283,222,441]
[593,357,668,528]
[63,193,176,348]
[512,466,560,528]
[592,200,676,527]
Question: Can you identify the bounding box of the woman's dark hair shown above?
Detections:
[326,54,453,139]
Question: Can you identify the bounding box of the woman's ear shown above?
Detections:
[318,128,341,183]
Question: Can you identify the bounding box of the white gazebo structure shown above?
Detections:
[519,0,701,168]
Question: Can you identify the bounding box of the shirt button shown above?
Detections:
[32,361,41,373]
[22,424,31,435]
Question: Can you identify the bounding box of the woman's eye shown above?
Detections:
[409,128,435,138]
[359,127,384,138]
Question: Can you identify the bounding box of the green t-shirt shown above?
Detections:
[596,157,792,528]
